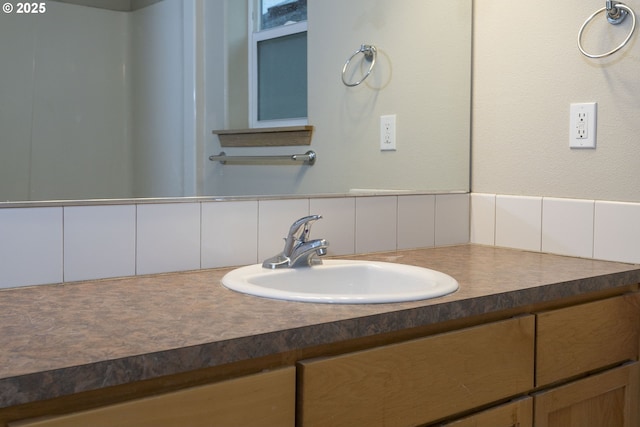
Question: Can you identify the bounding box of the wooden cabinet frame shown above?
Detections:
[534,362,639,427]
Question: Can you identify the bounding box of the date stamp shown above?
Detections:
[3,2,47,14]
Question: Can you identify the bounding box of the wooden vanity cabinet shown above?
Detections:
[6,293,640,427]
[10,367,295,427]
[298,293,640,427]
[297,316,535,427]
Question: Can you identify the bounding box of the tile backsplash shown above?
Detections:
[471,194,640,264]
[0,194,470,289]
[3,192,637,290]
[4,192,638,290]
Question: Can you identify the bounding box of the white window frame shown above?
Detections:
[248,3,308,128]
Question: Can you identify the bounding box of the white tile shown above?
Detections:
[470,193,496,246]
[397,195,435,249]
[0,207,63,288]
[202,201,258,268]
[63,205,136,282]
[310,197,356,256]
[136,203,201,275]
[435,194,470,246]
[495,195,542,252]
[258,199,310,262]
[355,196,397,253]
[542,198,594,259]
[594,201,640,264]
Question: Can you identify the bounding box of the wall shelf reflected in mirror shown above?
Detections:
[213,126,314,147]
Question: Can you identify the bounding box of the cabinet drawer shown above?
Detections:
[536,294,640,387]
[533,361,639,427]
[11,367,295,427]
[298,316,534,427]
[440,397,532,427]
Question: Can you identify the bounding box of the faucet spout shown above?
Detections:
[289,238,329,268]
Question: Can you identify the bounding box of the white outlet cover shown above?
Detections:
[569,102,597,149]
[380,114,396,151]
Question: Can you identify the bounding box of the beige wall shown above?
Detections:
[473,0,640,202]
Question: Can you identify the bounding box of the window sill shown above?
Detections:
[212,126,313,147]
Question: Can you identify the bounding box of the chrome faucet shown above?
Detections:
[262,215,329,269]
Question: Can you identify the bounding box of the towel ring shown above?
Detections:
[578,1,636,58]
[341,44,377,87]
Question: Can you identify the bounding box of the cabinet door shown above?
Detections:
[440,397,532,427]
[536,294,640,386]
[298,316,534,427]
[11,367,295,427]
[533,362,639,427]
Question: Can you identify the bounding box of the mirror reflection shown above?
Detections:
[0,0,471,203]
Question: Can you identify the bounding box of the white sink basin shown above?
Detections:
[221,260,458,304]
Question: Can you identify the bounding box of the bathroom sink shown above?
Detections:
[221,260,458,304]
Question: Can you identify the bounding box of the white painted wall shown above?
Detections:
[473,0,640,202]
[0,0,191,201]
[131,0,188,198]
[0,2,133,201]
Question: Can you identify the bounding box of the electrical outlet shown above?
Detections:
[380,114,396,151]
[569,103,597,148]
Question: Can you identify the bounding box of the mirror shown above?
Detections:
[0,0,471,203]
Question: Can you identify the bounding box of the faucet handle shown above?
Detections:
[288,214,322,240]
[283,215,322,255]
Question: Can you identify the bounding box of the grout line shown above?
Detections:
[433,195,438,247]
[539,197,544,253]
[492,194,497,247]
[591,201,596,259]
[353,198,358,254]
[134,204,138,276]
[256,200,261,264]
[61,206,65,283]
[199,202,203,269]
[351,197,356,255]
[395,196,400,251]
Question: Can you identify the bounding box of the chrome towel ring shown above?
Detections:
[341,44,377,87]
[578,0,636,58]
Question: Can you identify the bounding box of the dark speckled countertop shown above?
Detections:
[2,244,640,409]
